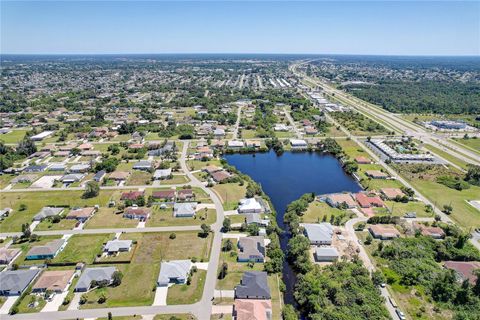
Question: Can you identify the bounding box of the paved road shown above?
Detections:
[283,106,302,138]
[232,104,243,139]
[2,182,189,193]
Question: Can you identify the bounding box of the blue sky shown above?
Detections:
[2,1,479,55]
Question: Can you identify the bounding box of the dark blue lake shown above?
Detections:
[224,151,362,304]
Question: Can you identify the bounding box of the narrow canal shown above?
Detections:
[224,151,362,305]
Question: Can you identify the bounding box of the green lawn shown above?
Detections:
[126,171,152,186]
[451,138,480,155]
[393,164,480,229]
[240,130,257,139]
[0,129,29,144]
[166,270,207,305]
[17,294,46,313]
[147,207,216,227]
[35,218,77,231]
[85,208,138,229]
[53,233,113,264]
[212,183,247,210]
[216,239,264,290]
[423,144,469,170]
[161,175,189,184]
[301,201,354,225]
[81,231,212,308]
[187,159,222,171]
[384,200,433,218]
[336,138,373,160]
[0,190,115,232]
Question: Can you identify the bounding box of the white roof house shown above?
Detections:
[173,202,197,217]
[30,131,54,141]
[157,260,192,286]
[315,247,339,262]
[290,139,308,148]
[228,140,245,148]
[301,223,334,245]
[153,168,172,180]
[238,198,263,214]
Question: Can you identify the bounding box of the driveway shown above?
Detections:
[0,296,19,314]
[67,293,82,310]
[152,286,168,306]
[42,291,69,312]
[213,290,234,298]
[222,233,247,239]
[211,305,233,315]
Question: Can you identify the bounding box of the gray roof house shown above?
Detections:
[301,223,334,245]
[60,173,85,183]
[157,260,192,286]
[33,207,64,221]
[0,269,40,296]
[74,267,117,292]
[315,247,340,262]
[173,202,197,217]
[235,271,271,299]
[245,212,270,227]
[104,240,133,254]
[94,170,106,182]
[69,164,91,173]
[133,160,153,171]
[26,238,66,260]
[23,165,48,173]
[238,236,266,263]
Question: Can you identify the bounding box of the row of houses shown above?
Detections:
[33,206,97,223]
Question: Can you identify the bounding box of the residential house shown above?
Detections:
[66,207,96,222]
[26,239,66,260]
[23,165,48,173]
[228,140,245,149]
[365,170,389,179]
[238,198,263,214]
[74,267,117,292]
[238,236,266,263]
[69,164,91,173]
[33,207,64,221]
[157,260,192,286]
[234,299,272,320]
[0,269,41,296]
[60,173,85,184]
[153,168,172,180]
[104,240,133,254]
[301,223,334,245]
[173,202,197,217]
[235,271,271,299]
[152,190,176,201]
[355,193,385,208]
[121,191,145,201]
[325,193,356,209]
[109,171,130,181]
[369,225,400,240]
[211,170,232,183]
[413,222,445,239]
[355,156,371,164]
[380,188,405,200]
[32,270,75,293]
[290,139,308,149]
[123,207,151,221]
[444,261,480,285]
[0,248,21,264]
[177,189,195,201]
[133,160,153,171]
[11,174,37,184]
[245,212,270,227]
[315,247,339,262]
[94,170,106,182]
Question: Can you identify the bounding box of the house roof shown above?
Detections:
[234,299,272,320]
[211,170,231,182]
[327,193,356,207]
[133,160,152,168]
[369,225,400,238]
[153,168,172,179]
[67,207,95,219]
[0,269,40,293]
[355,193,385,207]
[444,261,480,284]
[239,198,262,212]
[157,260,192,285]
[27,239,65,257]
[366,170,389,178]
[174,202,197,216]
[238,236,266,261]
[0,247,21,263]
[380,188,404,199]
[235,271,271,299]
[121,191,144,200]
[152,190,176,199]
[301,223,334,243]
[315,246,339,257]
[75,267,116,291]
[177,189,194,197]
[32,270,75,292]
[33,207,64,221]
[124,207,151,216]
[104,240,132,252]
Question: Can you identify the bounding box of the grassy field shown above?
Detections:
[85,208,138,229]
[166,270,207,305]
[357,164,404,190]
[187,159,223,171]
[423,144,469,170]
[301,201,354,225]
[17,294,46,313]
[335,138,373,160]
[53,233,113,264]
[35,218,77,231]
[161,175,190,184]
[0,129,29,144]
[126,171,152,186]
[212,183,247,210]
[147,207,216,227]
[0,190,115,232]
[216,239,264,290]
[451,138,480,155]
[240,129,257,139]
[81,231,212,308]
[393,164,480,229]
